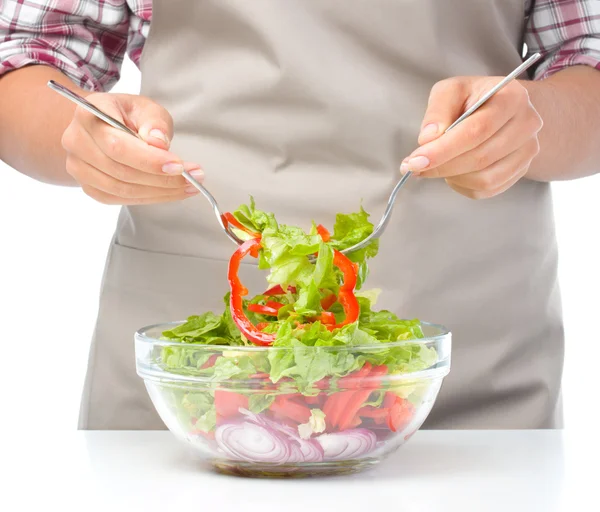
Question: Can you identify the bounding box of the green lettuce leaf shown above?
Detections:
[248,394,276,414]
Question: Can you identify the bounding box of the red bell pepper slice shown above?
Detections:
[264,284,297,296]
[349,416,362,428]
[325,250,360,331]
[248,373,270,379]
[337,365,387,431]
[266,301,284,311]
[228,238,276,346]
[248,303,279,316]
[324,363,372,429]
[222,212,261,257]
[222,212,260,238]
[314,226,358,330]
[316,224,331,242]
[337,362,373,390]
[388,398,415,432]
[270,396,312,424]
[214,390,249,418]
[314,377,331,390]
[320,311,336,325]
[358,406,390,419]
[303,395,323,406]
[200,354,218,370]
[383,391,397,409]
[320,293,337,311]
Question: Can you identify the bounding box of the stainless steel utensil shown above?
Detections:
[339,52,542,257]
[47,80,244,246]
[49,52,541,256]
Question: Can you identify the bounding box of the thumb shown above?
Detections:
[126,96,174,151]
[417,78,471,145]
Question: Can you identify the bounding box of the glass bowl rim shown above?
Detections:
[135,320,451,353]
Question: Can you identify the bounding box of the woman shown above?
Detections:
[1,0,599,430]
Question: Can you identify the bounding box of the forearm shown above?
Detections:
[0,65,88,186]
[524,66,600,181]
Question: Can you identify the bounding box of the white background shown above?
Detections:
[0,58,598,434]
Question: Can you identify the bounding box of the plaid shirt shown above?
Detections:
[1,1,599,91]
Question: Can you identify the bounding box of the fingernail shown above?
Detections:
[162,162,184,174]
[400,163,411,174]
[189,169,204,180]
[185,185,200,194]
[407,156,430,172]
[149,129,169,145]
[419,123,438,141]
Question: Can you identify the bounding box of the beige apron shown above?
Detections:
[78,0,564,430]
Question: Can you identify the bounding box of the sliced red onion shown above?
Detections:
[316,429,377,461]
[288,441,304,463]
[294,438,323,462]
[239,409,324,463]
[215,422,291,464]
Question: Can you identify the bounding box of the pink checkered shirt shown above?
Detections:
[1,0,599,91]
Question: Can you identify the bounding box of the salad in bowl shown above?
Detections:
[135,200,451,477]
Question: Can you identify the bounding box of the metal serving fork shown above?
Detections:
[339,52,541,256]
[47,80,245,246]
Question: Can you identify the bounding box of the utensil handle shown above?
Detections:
[47,80,142,140]
[47,79,245,246]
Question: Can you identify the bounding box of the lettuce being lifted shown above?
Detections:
[155,200,440,455]
[162,199,436,387]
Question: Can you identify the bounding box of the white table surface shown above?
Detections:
[5,429,597,512]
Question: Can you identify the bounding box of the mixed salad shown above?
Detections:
[156,200,438,464]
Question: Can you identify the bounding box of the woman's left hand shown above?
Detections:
[401,77,544,199]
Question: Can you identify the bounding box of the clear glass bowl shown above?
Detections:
[135,322,451,478]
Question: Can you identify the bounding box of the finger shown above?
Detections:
[445,138,540,194]
[403,82,527,174]
[67,156,200,200]
[74,95,191,175]
[417,78,471,145]
[84,93,174,149]
[418,108,542,179]
[446,166,528,200]
[64,125,203,188]
[121,95,175,150]
[82,120,187,176]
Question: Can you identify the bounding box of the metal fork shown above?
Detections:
[339,52,542,256]
[47,80,245,246]
[49,52,540,255]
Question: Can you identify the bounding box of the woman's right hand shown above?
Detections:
[61,92,203,205]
